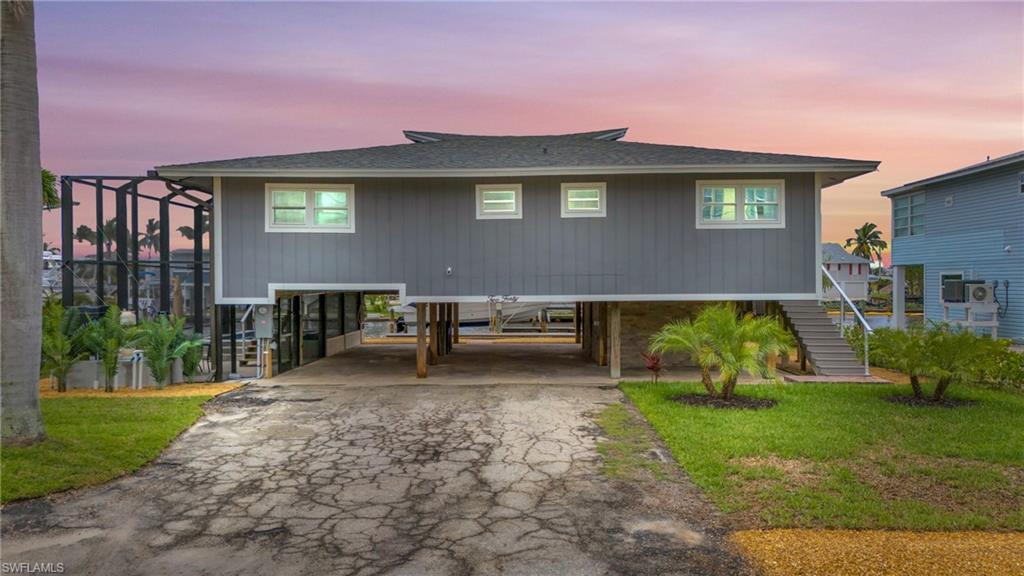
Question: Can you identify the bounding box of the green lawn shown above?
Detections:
[620,381,1024,530]
[1,396,213,503]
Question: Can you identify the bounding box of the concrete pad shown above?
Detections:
[267,343,617,387]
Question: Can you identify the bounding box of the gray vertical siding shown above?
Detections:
[219,173,818,301]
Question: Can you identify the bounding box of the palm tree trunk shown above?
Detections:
[909,374,923,399]
[721,376,738,400]
[1,0,47,444]
[932,378,951,402]
[700,366,716,397]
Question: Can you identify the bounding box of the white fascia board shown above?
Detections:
[157,163,878,180]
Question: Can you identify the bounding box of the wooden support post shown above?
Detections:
[428,303,439,365]
[440,303,449,356]
[608,302,621,378]
[540,309,548,333]
[453,303,460,344]
[574,303,581,344]
[416,303,427,378]
[597,303,608,367]
[582,303,592,356]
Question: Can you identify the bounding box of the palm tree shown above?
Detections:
[41,168,58,209]
[874,326,930,398]
[845,222,888,266]
[138,217,161,259]
[75,224,97,247]
[650,304,793,400]
[1,0,47,444]
[649,317,717,396]
[177,213,210,241]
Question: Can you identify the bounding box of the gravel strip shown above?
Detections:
[733,529,1024,576]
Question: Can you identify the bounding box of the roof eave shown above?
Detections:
[880,151,1024,197]
[156,162,879,181]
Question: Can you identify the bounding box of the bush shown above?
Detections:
[649,303,793,400]
[135,316,200,388]
[83,305,136,392]
[40,301,90,392]
[862,323,1019,400]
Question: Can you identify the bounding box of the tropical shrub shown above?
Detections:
[40,301,90,392]
[923,324,1003,401]
[179,331,205,382]
[136,316,197,389]
[640,351,663,384]
[857,324,1022,397]
[84,305,136,392]
[649,303,794,400]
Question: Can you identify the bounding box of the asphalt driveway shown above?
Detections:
[2,384,751,575]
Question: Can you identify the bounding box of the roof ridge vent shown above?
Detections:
[591,128,628,141]
[403,131,444,143]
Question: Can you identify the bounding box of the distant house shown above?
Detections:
[882,151,1023,342]
[821,243,870,301]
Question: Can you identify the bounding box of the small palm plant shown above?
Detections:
[179,331,205,382]
[40,301,90,392]
[873,326,930,398]
[85,305,136,392]
[650,303,793,400]
[136,316,197,389]
[649,316,717,396]
[924,324,1001,401]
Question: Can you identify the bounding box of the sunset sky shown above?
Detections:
[37,2,1023,259]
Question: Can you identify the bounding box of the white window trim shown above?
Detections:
[695,179,786,229]
[475,183,523,220]
[938,270,966,299]
[265,183,355,233]
[560,182,607,218]
[892,191,925,238]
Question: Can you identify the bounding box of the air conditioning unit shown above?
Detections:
[941,279,965,303]
[966,281,996,305]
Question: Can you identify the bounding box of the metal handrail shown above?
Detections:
[822,265,872,376]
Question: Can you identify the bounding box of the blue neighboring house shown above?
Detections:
[882,151,1024,343]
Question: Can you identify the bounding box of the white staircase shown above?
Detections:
[780,300,867,377]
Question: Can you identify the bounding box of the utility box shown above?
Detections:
[254,304,275,339]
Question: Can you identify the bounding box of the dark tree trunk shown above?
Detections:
[932,377,951,402]
[909,374,923,399]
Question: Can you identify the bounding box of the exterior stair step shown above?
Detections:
[779,300,867,378]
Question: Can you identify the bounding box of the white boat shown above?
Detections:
[42,250,62,294]
[391,301,559,326]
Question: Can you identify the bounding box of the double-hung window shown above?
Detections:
[893,192,925,237]
[696,180,785,228]
[561,182,606,218]
[265,184,355,233]
[476,184,522,219]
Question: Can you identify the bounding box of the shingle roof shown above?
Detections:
[822,242,870,265]
[155,128,878,179]
[880,150,1024,197]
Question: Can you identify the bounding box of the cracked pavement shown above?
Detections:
[1,384,751,575]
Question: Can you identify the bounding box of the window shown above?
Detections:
[265,184,354,233]
[893,192,925,237]
[476,184,522,219]
[696,180,785,228]
[561,182,607,218]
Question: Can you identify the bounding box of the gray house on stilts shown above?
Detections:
[154,128,879,378]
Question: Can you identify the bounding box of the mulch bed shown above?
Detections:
[672,393,777,410]
[884,395,976,408]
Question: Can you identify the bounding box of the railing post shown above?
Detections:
[864,325,870,376]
